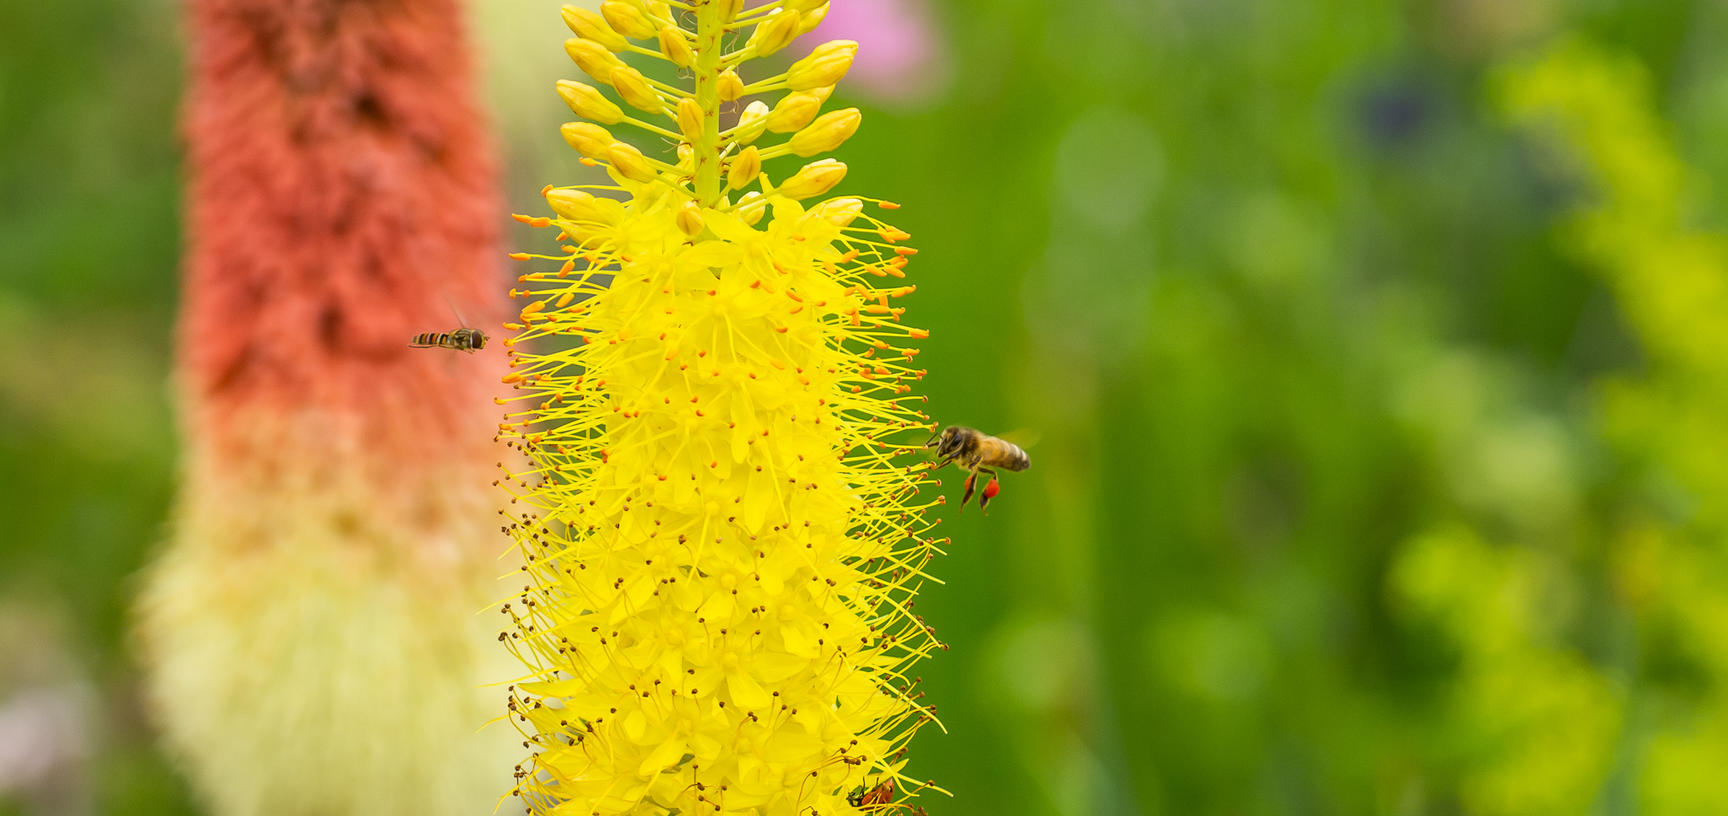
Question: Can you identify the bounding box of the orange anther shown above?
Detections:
[878,201,902,209]
[895,246,917,256]
[540,184,554,195]
[508,252,531,261]
[512,213,534,224]
[909,329,930,339]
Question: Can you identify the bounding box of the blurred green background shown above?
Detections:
[13,0,1728,813]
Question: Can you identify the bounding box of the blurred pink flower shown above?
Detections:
[803,0,946,104]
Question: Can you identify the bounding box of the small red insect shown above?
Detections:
[848,778,894,809]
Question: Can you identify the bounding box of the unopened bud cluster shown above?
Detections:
[496,2,947,814]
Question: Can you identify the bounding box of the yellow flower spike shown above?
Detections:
[789,107,862,157]
[509,5,943,815]
[676,97,704,144]
[787,40,857,90]
[766,91,823,133]
[599,1,655,40]
[728,145,762,190]
[559,121,616,159]
[605,142,657,182]
[745,9,803,57]
[555,79,624,124]
[657,25,694,69]
[561,5,627,51]
[565,37,626,84]
[718,67,745,102]
[775,158,848,200]
[610,65,662,113]
[733,99,772,145]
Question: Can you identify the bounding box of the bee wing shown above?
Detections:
[996,428,1041,450]
[440,290,472,329]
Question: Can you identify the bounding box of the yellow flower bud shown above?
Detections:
[676,97,704,143]
[776,158,847,200]
[767,92,822,133]
[611,65,661,113]
[733,100,771,145]
[745,10,802,57]
[675,200,704,237]
[657,26,694,69]
[556,80,624,124]
[675,142,694,168]
[561,5,627,51]
[545,188,618,225]
[736,190,767,224]
[727,145,762,190]
[797,4,829,34]
[810,196,863,228]
[786,40,856,90]
[644,1,671,20]
[599,1,655,40]
[608,142,656,182]
[565,38,625,84]
[718,0,743,24]
[560,121,616,159]
[718,68,745,102]
[788,107,861,156]
[786,0,827,10]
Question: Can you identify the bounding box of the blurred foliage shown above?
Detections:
[12,0,1728,813]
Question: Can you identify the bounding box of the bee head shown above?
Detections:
[923,425,954,448]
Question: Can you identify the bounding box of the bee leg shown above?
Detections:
[959,471,978,513]
[977,469,1000,513]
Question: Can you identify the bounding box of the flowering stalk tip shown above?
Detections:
[498,2,946,814]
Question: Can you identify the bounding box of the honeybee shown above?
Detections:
[408,327,487,353]
[848,779,894,809]
[924,425,1030,513]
